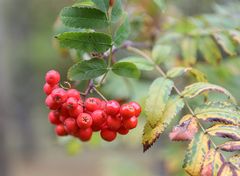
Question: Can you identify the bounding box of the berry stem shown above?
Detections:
[92,87,108,102]
[127,46,223,156]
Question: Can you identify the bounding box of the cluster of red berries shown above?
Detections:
[43,70,141,142]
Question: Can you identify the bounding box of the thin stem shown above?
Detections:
[96,71,109,88]
[92,87,108,102]
[127,46,222,155]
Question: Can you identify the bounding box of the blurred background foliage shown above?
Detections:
[0,0,240,176]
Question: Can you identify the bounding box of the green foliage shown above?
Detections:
[56,32,112,52]
[92,0,123,22]
[60,7,109,29]
[114,14,130,46]
[53,1,240,175]
[143,96,184,151]
[119,57,154,71]
[68,58,108,81]
[112,62,140,78]
[145,77,174,126]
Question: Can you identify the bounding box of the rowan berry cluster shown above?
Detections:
[43,70,141,142]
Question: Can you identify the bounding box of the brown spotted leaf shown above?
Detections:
[181,82,236,104]
[200,149,224,176]
[183,132,211,176]
[206,124,240,140]
[194,101,240,125]
[169,115,198,141]
[218,141,240,152]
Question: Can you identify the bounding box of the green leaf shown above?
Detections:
[68,58,108,81]
[167,67,207,82]
[153,0,167,11]
[114,14,130,46]
[183,132,210,176]
[60,7,109,29]
[218,141,240,152]
[167,67,192,78]
[152,45,172,64]
[143,96,184,151]
[112,62,140,78]
[119,57,154,71]
[145,78,174,126]
[181,37,197,66]
[194,101,240,125]
[198,37,221,65]
[213,32,236,56]
[206,124,240,140]
[73,0,95,7]
[56,32,112,52]
[181,82,236,104]
[92,0,123,22]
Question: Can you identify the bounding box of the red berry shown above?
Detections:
[64,118,79,134]
[100,129,117,142]
[55,124,68,136]
[129,101,141,117]
[51,88,67,104]
[60,103,69,117]
[123,116,138,129]
[118,126,129,135]
[67,89,81,100]
[120,104,136,119]
[59,115,67,122]
[69,105,83,118]
[43,83,58,95]
[76,128,93,141]
[84,97,102,112]
[66,97,78,110]
[45,70,60,85]
[45,95,61,110]
[48,111,61,125]
[105,100,120,116]
[92,110,107,127]
[92,125,102,132]
[100,100,106,110]
[106,116,121,131]
[77,113,93,129]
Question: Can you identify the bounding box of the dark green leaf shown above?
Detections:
[119,57,154,71]
[68,58,108,81]
[60,7,109,29]
[112,62,140,78]
[56,32,112,52]
[92,0,123,22]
